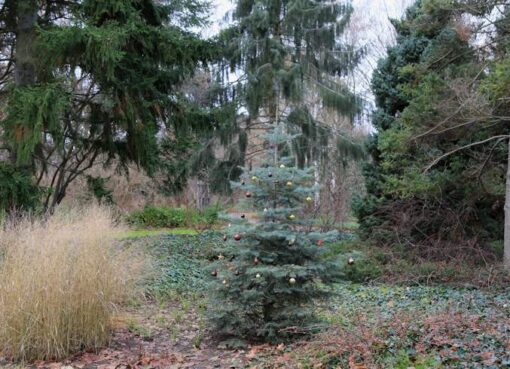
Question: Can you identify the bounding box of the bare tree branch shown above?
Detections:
[424,135,510,172]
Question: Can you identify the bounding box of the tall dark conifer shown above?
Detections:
[0,0,216,211]
[216,0,365,171]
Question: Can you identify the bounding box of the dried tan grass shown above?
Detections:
[0,205,146,362]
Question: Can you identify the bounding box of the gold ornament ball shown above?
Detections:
[289,277,296,284]
[280,164,286,168]
[289,214,296,220]
[251,176,258,181]
[256,273,261,278]
[222,279,227,285]
[286,181,293,187]
[306,196,313,202]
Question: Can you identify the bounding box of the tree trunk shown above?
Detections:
[11,0,38,167]
[196,179,210,210]
[15,1,37,87]
[504,138,510,269]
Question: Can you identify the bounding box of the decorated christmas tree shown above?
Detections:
[207,125,341,345]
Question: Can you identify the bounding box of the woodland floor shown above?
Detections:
[2,233,509,369]
[16,302,255,369]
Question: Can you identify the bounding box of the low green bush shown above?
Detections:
[0,163,42,214]
[324,240,382,283]
[126,205,219,229]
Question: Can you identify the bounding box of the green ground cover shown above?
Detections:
[127,233,510,368]
[119,228,199,239]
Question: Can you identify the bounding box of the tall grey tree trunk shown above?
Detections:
[15,1,37,87]
[11,1,38,167]
[504,137,510,269]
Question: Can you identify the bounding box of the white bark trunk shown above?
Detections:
[504,138,510,269]
[313,160,320,207]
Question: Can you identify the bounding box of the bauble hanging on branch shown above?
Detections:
[286,181,293,187]
[306,196,313,203]
[289,277,296,284]
[280,164,286,168]
[245,192,252,198]
[317,239,324,246]
[348,257,355,265]
[233,234,241,241]
[288,214,296,220]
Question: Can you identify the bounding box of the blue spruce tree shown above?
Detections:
[207,124,341,345]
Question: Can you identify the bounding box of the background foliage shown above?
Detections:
[354,0,510,260]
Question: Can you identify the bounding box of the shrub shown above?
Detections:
[126,206,219,229]
[324,240,382,283]
[86,175,114,204]
[0,163,42,213]
[127,206,185,228]
[199,205,219,225]
[0,205,146,361]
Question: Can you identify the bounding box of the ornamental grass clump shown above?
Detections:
[0,205,145,362]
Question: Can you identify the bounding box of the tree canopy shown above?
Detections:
[0,0,216,211]
[355,0,510,262]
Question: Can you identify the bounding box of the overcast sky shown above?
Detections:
[207,0,413,34]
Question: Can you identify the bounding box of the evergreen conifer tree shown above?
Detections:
[354,0,510,259]
[0,0,216,211]
[207,124,341,345]
[193,0,366,196]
